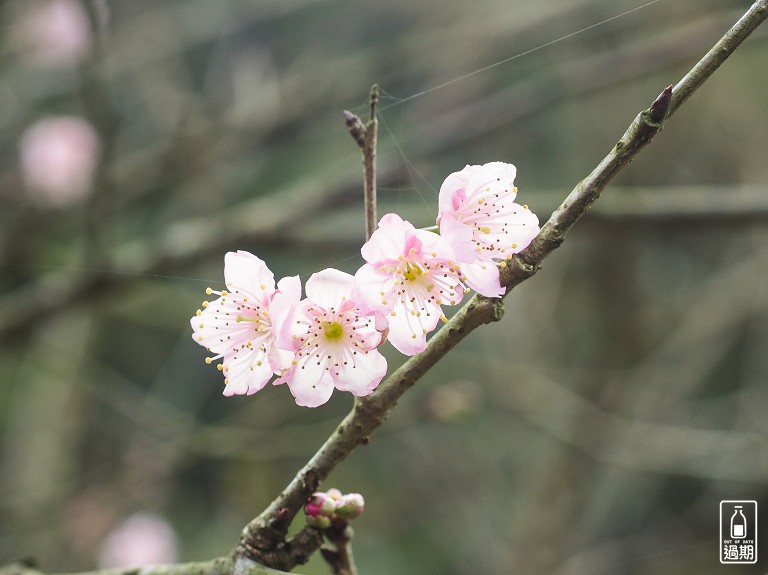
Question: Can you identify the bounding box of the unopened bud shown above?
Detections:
[325,488,343,501]
[305,492,337,517]
[305,514,332,529]
[335,493,365,520]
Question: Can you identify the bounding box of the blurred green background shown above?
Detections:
[1,0,767,574]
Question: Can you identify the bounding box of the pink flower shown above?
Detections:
[19,0,92,68]
[19,116,101,207]
[437,162,539,297]
[98,512,179,568]
[277,268,387,408]
[354,213,469,356]
[191,251,300,396]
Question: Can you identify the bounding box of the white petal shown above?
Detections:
[191,298,254,356]
[466,162,517,198]
[360,213,409,263]
[276,274,302,301]
[333,350,387,396]
[305,268,354,310]
[386,301,440,356]
[461,260,504,298]
[438,214,476,263]
[224,251,275,297]
[285,361,335,407]
[353,264,395,314]
[223,349,274,395]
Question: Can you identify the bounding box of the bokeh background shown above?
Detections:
[1,0,767,574]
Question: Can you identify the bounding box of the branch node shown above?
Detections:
[646,84,673,126]
[343,111,366,149]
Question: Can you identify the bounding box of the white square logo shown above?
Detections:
[720,500,757,564]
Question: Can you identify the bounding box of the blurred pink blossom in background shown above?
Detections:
[98,512,180,568]
[19,116,101,207]
[18,0,92,68]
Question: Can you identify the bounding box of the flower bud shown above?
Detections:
[325,488,343,501]
[335,493,365,520]
[305,492,337,517]
[305,514,332,529]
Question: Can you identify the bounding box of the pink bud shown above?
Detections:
[304,492,337,517]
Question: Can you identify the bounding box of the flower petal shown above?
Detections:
[385,301,441,356]
[438,214,476,263]
[460,260,504,298]
[305,268,354,310]
[224,251,275,297]
[332,349,387,396]
[360,213,409,263]
[353,264,395,314]
[222,347,274,396]
[285,361,335,407]
[438,164,474,219]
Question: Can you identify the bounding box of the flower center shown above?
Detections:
[402,263,423,282]
[323,321,344,340]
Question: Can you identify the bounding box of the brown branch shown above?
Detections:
[363,84,379,241]
[504,0,768,289]
[0,557,292,575]
[344,84,380,241]
[320,524,358,575]
[236,1,768,570]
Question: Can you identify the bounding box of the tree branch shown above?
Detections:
[0,557,290,575]
[320,524,358,575]
[237,0,768,570]
[344,84,380,241]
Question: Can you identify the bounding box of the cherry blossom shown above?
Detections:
[276,268,387,408]
[191,251,300,396]
[98,513,179,568]
[437,162,539,297]
[19,116,101,207]
[17,0,93,68]
[354,213,476,356]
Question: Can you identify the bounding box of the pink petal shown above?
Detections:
[223,350,274,395]
[224,251,275,297]
[360,213,409,263]
[267,345,295,374]
[465,162,517,198]
[412,226,455,261]
[437,167,471,218]
[385,301,442,356]
[501,205,540,251]
[276,298,310,351]
[276,275,302,302]
[353,264,395,314]
[305,268,354,310]
[285,361,335,407]
[332,350,387,396]
[460,260,504,298]
[438,214,476,263]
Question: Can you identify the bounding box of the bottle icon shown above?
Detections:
[731,506,747,539]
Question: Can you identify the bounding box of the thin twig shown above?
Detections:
[320,524,359,575]
[363,84,379,241]
[343,84,379,241]
[236,1,768,570]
